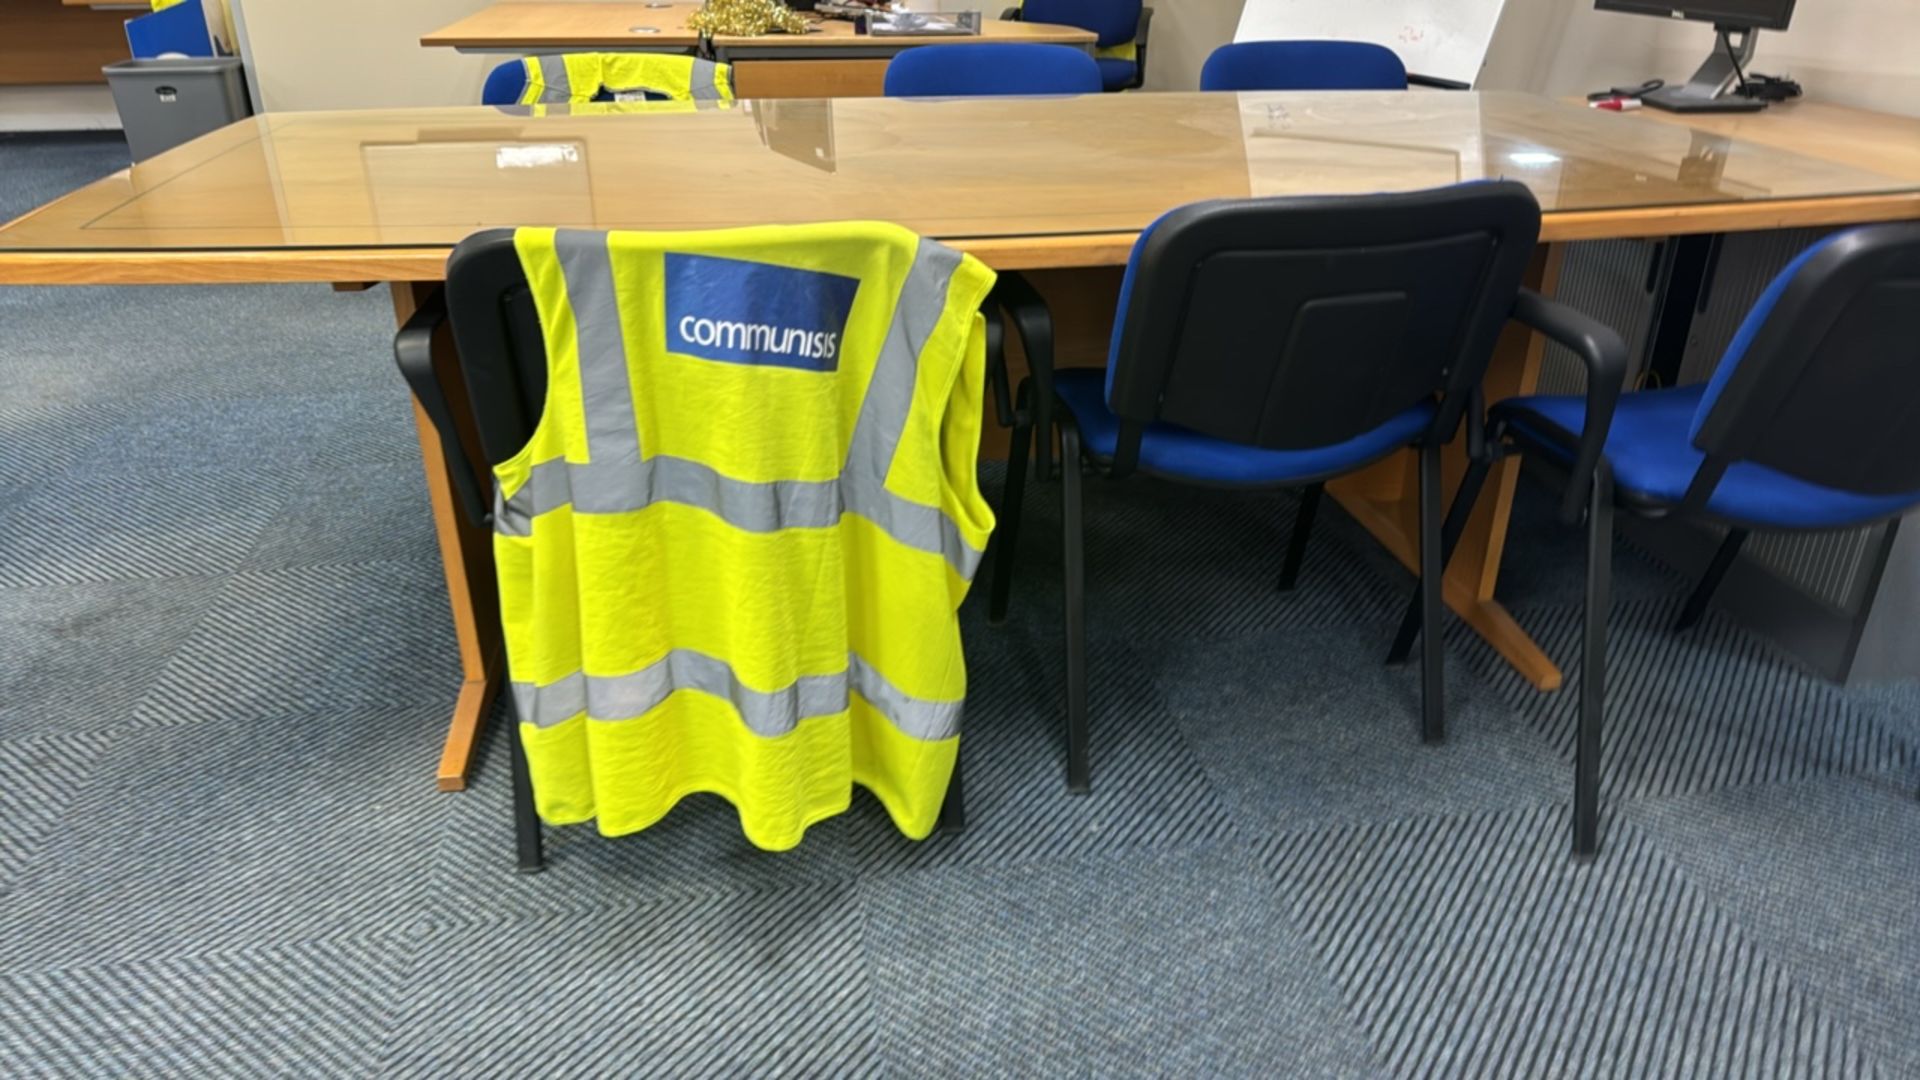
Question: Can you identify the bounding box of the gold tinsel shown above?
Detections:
[686,0,812,36]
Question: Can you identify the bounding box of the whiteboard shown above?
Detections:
[1232,0,1510,87]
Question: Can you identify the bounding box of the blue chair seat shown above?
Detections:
[1498,386,1920,528]
[1095,57,1136,90]
[1052,369,1437,485]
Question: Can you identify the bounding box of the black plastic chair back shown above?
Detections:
[1104,183,1540,467]
[1689,223,1920,497]
[442,228,550,470]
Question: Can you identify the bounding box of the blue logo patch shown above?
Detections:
[664,252,860,372]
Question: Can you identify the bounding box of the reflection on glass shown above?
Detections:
[751,99,837,174]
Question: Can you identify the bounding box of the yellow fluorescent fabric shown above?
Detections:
[497,222,996,850]
[517,53,735,105]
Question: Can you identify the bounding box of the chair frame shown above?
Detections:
[1423,222,1920,860]
[985,189,1618,798]
[394,230,969,872]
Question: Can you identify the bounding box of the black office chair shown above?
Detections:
[988,183,1625,795]
[1420,222,1920,860]
[394,229,969,872]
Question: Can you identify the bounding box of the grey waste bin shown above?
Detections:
[102,58,251,163]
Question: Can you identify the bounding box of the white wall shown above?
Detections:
[235,0,524,112]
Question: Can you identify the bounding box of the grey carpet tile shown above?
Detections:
[0,935,404,1080]
[64,389,421,475]
[385,884,884,1078]
[241,462,439,572]
[1456,597,1915,799]
[0,398,134,488]
[0,281,401,405]
[0,703,450,972]
[0,133,130,222]
[985,471,1406,640]
[130,560,460,726]
[1258,804,1884,1079]
[0,465,296,588]
[862,843,1379,1078]
[1144,620,1569,832]
[1489,474,1690,612]
[836,631,1240,877]
[0,576,225,741]
[1621,776,1920,1078]
[0,730,116,899]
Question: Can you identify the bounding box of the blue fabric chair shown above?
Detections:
[481,59,531,106]
[1200,40,1408,91]
[985,183,1620,795]
[1433,223,1920,859]
[1017,0,1146,91]
[883,43,1103,97]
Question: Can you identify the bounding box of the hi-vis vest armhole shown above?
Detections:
[519,53,733,105]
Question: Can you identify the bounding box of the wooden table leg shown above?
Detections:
[391,282,504,791]
[1327,243,1569,691]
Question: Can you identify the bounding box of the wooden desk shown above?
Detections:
[3,91,1915,785]
[420,2,1097,98]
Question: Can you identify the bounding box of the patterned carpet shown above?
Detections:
[2,132,1917,1078]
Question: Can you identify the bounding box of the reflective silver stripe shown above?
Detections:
[529,55,573,104]
[554,230,644,467]
[842,238,983,577]
[691,59,725,101]
[496,234,985,576]
[510,650,962,741]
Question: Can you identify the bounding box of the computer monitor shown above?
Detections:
[1595,0,1798,112]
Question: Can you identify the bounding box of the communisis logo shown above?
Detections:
[676,316,839,364]
[664,251,860,372]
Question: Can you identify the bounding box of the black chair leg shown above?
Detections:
[508,711,545,874]
[1573,464,1613,862]
[1388,454,1492,665]
[1673,527,1748,632]
[1060,419,1091,795]
[1418,442,1446,744]
[938,748,966,832]
[988,396,1034,626]
[1278,482,1322,591]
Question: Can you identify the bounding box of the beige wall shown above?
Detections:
[238,0,548,111]
[237,0,1918,115]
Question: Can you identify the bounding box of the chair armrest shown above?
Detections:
[393,288,494,529]
[1000,6,1022,18]
[1408,74,1471,90]
[1510,288,1629,524]
[988,271,1059,479]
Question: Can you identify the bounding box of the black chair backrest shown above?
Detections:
[1689,223,1920,496]
[1105,183,1540,462]
[442,228,549,470]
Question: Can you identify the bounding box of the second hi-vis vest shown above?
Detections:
[498,223,997,850]
[516,53,733,105]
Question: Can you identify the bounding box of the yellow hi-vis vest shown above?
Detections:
[517,53,733,105]
[497,224,997,850]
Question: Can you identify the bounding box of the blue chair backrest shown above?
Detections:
[1104,183,1539,453]
[1200,41,1407,92]
[482,59,530,106]
[884,43,1103,97]
[1688,223,1920,496]
[1022,0,1141,48]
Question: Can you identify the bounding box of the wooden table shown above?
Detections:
[3,91,1916,786]
[421,1,1098,98]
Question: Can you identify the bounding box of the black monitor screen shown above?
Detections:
[1595,0,1796,30]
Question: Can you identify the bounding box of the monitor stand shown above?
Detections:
[1642,26,1768,113]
